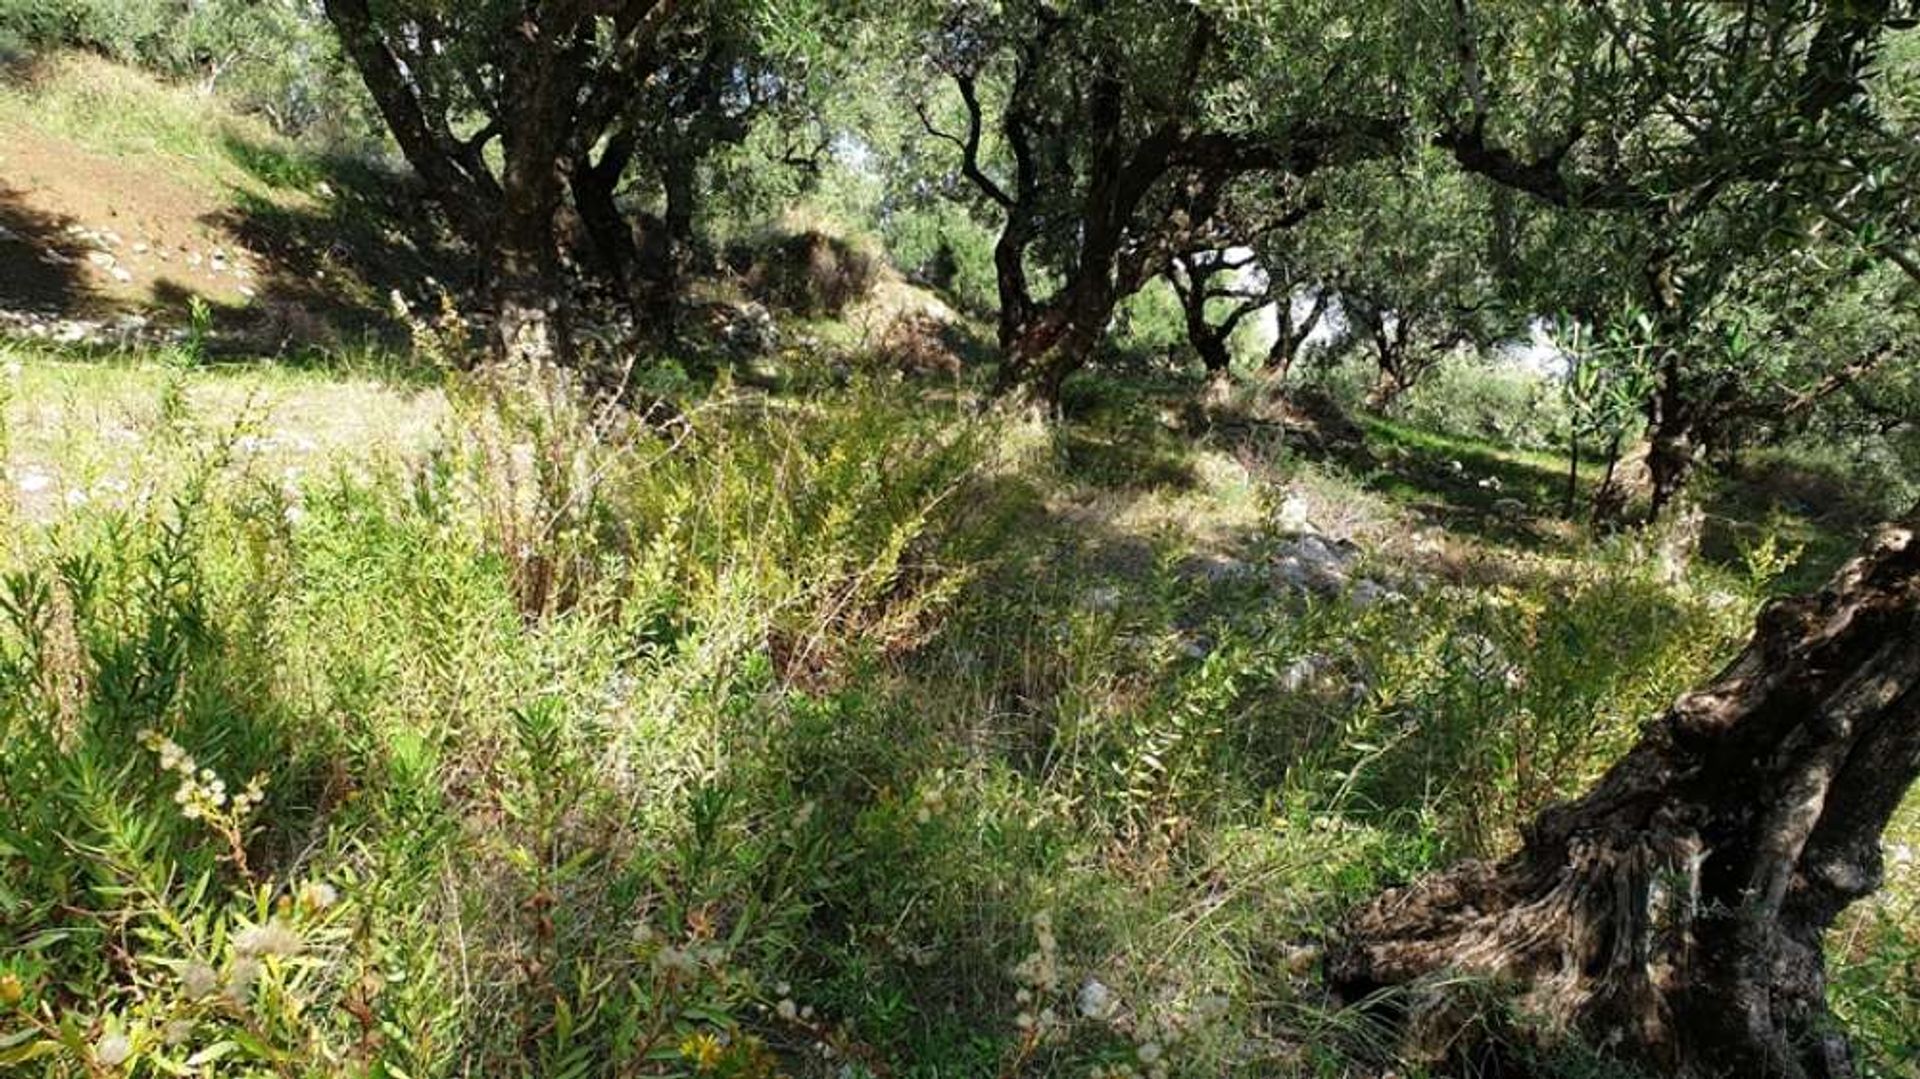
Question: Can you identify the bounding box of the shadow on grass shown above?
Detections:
[1695,453,1891,594]
[1320,417,1589,551]
[202,132,473,351]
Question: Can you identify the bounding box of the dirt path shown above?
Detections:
[0,122,270,314]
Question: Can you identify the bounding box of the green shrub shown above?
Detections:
[1391,352,1571,450]
[1110,278,1188,360]
[883,202,1000,316]
[731,229,883,318]
[0,363,1037,1076]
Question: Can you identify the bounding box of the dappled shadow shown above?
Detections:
[203,133,473,348]
[1300,415,1585,552]
[1696,456,1889,594]
[0,182,103,315]
[1053,370,1590,552]
[1054,426,1201,492]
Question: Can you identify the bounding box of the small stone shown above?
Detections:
[87,251,117,269]
[110,266,133,283]
[1350,579,1399,609]
[1279,655,1324,692]
[1076,977,1116,1019]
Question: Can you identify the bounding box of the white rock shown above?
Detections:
[1351,579,1400,609]
[1280,658,1315,692]
[1076,977,1116,1019]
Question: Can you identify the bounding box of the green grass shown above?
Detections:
[0,52,317,199]
[6,340,1909,1078]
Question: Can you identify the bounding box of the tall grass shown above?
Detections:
[0,355,1909,1077]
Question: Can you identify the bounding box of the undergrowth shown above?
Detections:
[0,355,1911,1078]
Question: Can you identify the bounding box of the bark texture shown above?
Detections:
[1328,508,1920,1079]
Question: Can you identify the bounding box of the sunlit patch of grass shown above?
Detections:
[1,53,279,191]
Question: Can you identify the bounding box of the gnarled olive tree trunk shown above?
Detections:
[1329,508,1920,1079]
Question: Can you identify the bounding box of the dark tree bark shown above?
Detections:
[569,129,641,297]
[1168,249,1263,377]
[1266,287,1330,381]
[1328,508,1920,1079]
[1346,295,1425,409]
[322,0,501,243]
[924,10,1400,410]
[1643,372,1701,524]
[324,0,685,362]
[490,9,587,365]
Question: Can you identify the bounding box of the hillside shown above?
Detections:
[1,44,1916,1079]
[0,53,450,351]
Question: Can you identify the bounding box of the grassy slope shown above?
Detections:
[0,53,446,344]
[0,58,1914,1079]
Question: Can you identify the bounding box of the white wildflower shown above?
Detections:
[227,956,262,1004]
[1279,655,1321,693]
[180,961,218,998]
[298,880,339,911]
[652,946,696,975]
[234,920,302,958]
[94,1032,132,1068]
